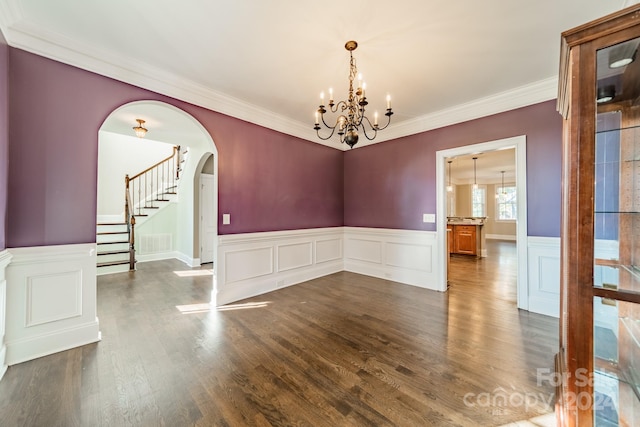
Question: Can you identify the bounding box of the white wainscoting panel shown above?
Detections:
[216,228,344,305]
[0,250,12,380]
[26,271,82,327]
[316,238,342,264]
[345,238,383,264]
[344,227,439,290]
[527,237,560,318]
[225,247,273,284]
[5,244,101,365]
[278,242,313,272]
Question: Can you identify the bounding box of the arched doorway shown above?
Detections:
[97,100,218,295]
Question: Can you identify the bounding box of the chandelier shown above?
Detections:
[314,41,393,148]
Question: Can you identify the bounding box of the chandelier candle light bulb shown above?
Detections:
[313,40,393,148]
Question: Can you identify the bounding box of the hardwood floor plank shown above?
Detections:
[0,241,558,426]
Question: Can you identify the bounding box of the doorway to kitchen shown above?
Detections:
[436,135,529,311]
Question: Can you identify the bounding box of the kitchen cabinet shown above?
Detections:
[447,221,483,256]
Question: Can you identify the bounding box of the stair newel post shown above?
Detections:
[176,145,181,181]
[125,175,130,221]
[129,216,136,271]
[171,148,176,190]
[156,165,160,201]
[137,177,141,215]
[148,171,154,208]
[161,160,165,199]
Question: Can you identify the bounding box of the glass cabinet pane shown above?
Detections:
[594,37,640,426]
[594,297,640,426]
[595,38,640,294]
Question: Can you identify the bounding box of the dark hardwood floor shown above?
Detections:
[0,240,558,426]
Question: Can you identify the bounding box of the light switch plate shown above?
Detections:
[222,213,231,225]
[423,213,436,223]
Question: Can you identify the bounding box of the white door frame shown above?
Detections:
[436,135,528,310]
[199,173,215,264]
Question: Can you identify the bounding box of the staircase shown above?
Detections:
[97,145,185,275]
[96,222,133,274]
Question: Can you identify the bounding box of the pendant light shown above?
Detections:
[472,157,478,190]
[446,160,453,192]
[497,170,506,197]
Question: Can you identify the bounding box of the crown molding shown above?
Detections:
[0,8,555,153]
[0,0,22,30]
[352,77,558,149]
[1,16,345,151]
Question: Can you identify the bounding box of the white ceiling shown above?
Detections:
[100,101,210,148]
[0,0,634,150]
[447,149,515,185]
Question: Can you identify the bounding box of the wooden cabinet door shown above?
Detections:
[455,226,476,255]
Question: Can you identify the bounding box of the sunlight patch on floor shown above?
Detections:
[499,412,556,427]
[173,269,214,277]
[175,301,271,314]
[216,302,271,311]
[175,303,213,314]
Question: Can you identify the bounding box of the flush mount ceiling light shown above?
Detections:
[472,157,478,190]
[133,119,148,138]
[609,42,637,68]
[314,40,393,149]
[446,160,453,192]
[596,85,616,104]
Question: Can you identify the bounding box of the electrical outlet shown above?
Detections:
[423,213,436,223]
[222,213,231,225]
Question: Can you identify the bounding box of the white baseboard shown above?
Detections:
[216,227,344,305]
[176,252,200,268]
[0,250,12,380]
[138,251,200,267]
[136,251,180,264]
[5,244,101,365]
[6,321,100,365]
[137,251,200,268]
[486,234,517,241]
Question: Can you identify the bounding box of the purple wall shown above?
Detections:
[344,100,563,237]
[6,45,564,248]
[0,30,8,250]
[7,48,344,247]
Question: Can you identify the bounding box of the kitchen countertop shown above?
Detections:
[447,217,486,225]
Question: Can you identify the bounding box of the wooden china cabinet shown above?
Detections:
[557,4,640,426]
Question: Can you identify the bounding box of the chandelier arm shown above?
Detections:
[320,113,335,129]
[360,119,379,141]
[315,126,338,141]
[374,111,393,131]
